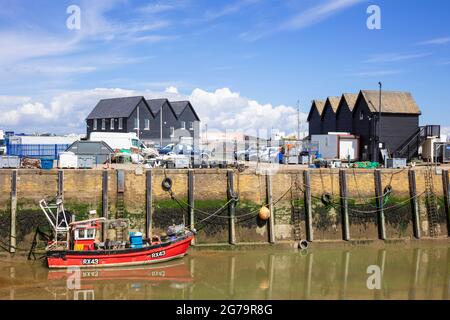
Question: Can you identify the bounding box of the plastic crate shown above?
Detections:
[40,158,54,170]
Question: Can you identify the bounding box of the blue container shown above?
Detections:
[129,232,143,248]
[40,158,54,170]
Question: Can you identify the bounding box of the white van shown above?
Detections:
[89,132,158,158]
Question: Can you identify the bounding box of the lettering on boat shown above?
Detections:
[82,258,99,265]
[150,251,166,259]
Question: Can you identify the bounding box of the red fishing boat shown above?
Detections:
[39,196,194,269]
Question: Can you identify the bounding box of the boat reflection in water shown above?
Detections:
[45,259,194,300]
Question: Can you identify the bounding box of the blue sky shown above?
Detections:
[0,0,449,135]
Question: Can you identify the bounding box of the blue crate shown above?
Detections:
[40,158,54,170]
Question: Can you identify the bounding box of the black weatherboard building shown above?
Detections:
[321,96,340,134]
[307,90,439,162]
[336,93,358,133]
[307,100,325,136]
[86,96,201,147]
[352,90,421,162]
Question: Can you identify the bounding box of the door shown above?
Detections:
[340,140,355,160]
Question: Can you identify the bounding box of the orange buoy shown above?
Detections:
[259,206,270,221]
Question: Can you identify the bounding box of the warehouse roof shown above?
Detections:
[86,96,149,119]
[341,93,358,111]
[307,100,326,121]
[359,90,422,115]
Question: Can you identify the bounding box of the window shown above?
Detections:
[145,119,150,130]
[189,121,194,130]
[359,111,364,120]
[110,118,115,130]
[132,139,139,148]
[181,121,186,129]
[86,229,95,239]
[170,127,175,138]
[77,229,86,239]
[118,118,123,130]
[134,117,139,130]
[93,119,97,131]
[101,119,106,130]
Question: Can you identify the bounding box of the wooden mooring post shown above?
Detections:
[409,170,421,239]
[339,170,350,241]
[303,170,313,242]
[227,170,236,245]
[374,170,386,240]
[10,170,17,254]
[102,170,108,242]
[188,169,195,244]
[266,172,275,244]
[146,170,153,240]
[442,170,450,237]
[58,170,64,199]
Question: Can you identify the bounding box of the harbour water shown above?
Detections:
[0,245,449,300]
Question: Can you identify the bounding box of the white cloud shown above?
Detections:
[365,52,431,63]
[0,87,307,137]
[241,0,364,41]
[417,37,450,46]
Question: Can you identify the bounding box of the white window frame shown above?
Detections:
[118,118,123,130]
[359,111,364,120]
[145,119,150,130]
[181,121,186,130]
[93,119,97,131]
[101,119,106,130]
[189,121,194,130]
[110,118,115,130]
[134,117,139,130]
[170,126,175,138]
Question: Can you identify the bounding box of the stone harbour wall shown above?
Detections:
[0,167,449,251]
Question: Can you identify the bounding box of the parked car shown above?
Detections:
[258,147,279,163]
[159,143,211,160]
[234,146,267,161]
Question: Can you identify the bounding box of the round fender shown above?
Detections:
[162,177,173,191]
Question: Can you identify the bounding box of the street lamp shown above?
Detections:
[378,81,382,162]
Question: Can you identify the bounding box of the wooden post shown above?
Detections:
[10,170,17,254]
[57,170,64,199]
[227,170,236,245]
[442,170,450,237]
[102,170,108,242]
[409,170,421,239]
[266,172,275,244]
[146,170,153,240]
[303,170,313,242]
[374,169,386,240]
[188,169,195,245]
[339,170,350,241]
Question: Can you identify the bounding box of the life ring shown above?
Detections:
[298,240,309,250]
[321,193,333,206]
[162,177,173,191]
[384,185,393,196]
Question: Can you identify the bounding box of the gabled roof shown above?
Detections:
[321,96,341,120]
[307,100,325,121]
[146,99,178,118]
[336,93,358,116]
[170,101,200,121]
[86,96,150,120]
[358,90,421,115]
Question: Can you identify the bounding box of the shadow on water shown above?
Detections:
[0,245,449,300]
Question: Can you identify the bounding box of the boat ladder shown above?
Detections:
[424,168,440,237]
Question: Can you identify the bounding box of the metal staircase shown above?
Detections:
[424,168,440,237]
[393,125,440,161]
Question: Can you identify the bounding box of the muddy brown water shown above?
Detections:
[0,245,449,300]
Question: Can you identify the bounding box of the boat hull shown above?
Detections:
[46,236,194,269]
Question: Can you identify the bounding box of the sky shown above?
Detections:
[0,0,449,136]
